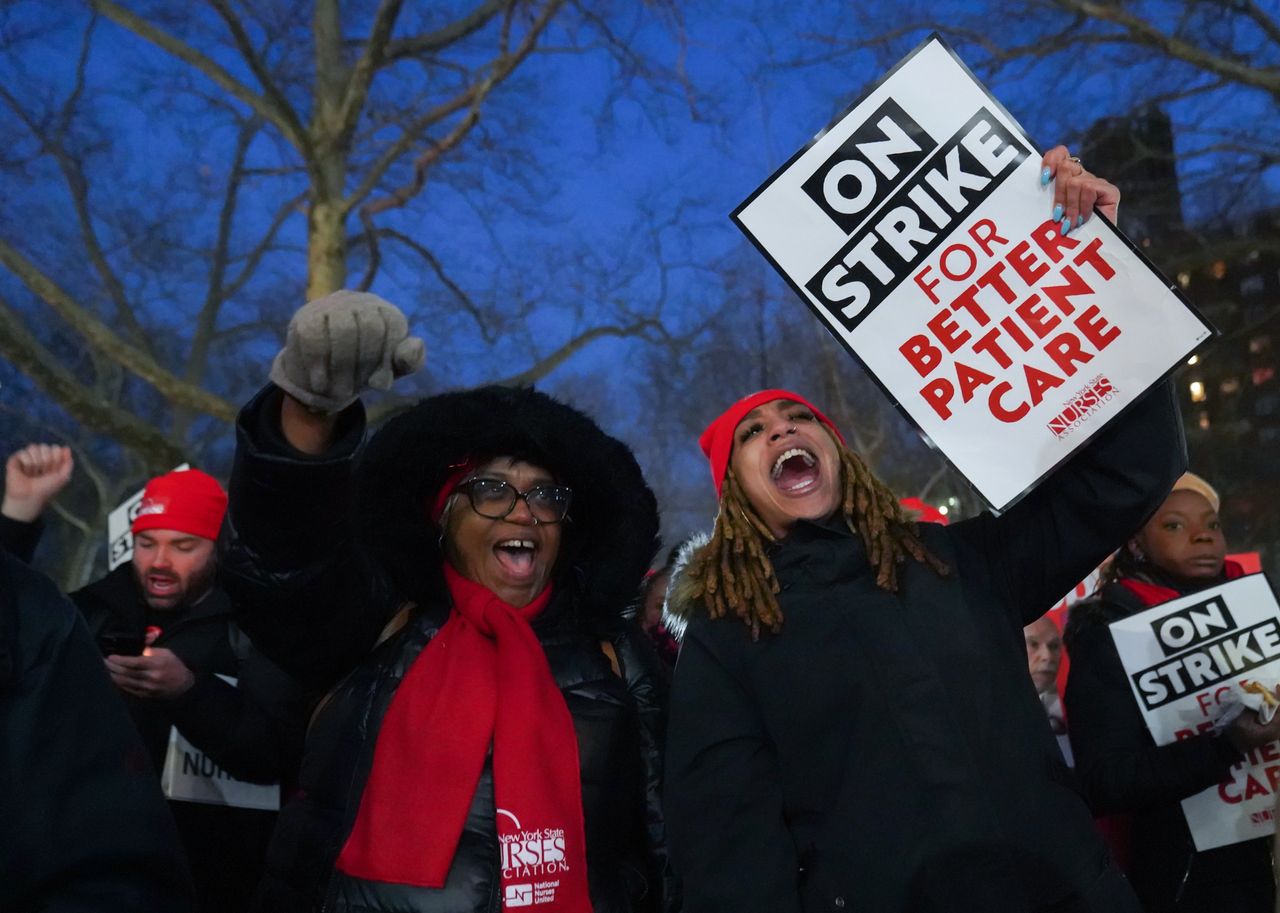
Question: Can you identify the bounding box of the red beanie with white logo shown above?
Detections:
[698,389,844,498]
[131,469,227,541]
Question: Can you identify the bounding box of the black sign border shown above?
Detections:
[728,32,1218,513]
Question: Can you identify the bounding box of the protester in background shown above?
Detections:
[1024,613,1072,764]
[662,146,1172,913]
[219,290,673,913]
[1,541,195,911]
[1,455,305,913]
[637,544,682,669]
[1066,472,1279,911]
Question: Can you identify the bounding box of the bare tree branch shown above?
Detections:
[93,0,313,158]
[381,0,511,63]
[352,226,497,341]
[345,0,566,214]
[0,296,185,466]
[223,190,309,299]
[490,318,663,388]
[1241,0,1280,50]
[0,57,153,352]
[334,0,406,140]
[0,239,236,422]
[187,118,260,389]
[1053,0,1280,101]
[206,0,313,156]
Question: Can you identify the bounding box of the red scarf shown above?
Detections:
[336,566,592,911]
[1118,558,1246,607]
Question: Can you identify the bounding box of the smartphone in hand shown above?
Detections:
[99,632,145,656]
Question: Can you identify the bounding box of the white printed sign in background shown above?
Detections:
[106,463,189,571]
[1109,574,1280,851]
[732,35,1213,510]
[160,675,280,811]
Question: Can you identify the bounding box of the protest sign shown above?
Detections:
[105,463,190,570]
[159,675,281,811]
[732,35,1213,509]
[1109,574,1280,851]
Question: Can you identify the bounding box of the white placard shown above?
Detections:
[732,35,1212,509]
[106,463,189,570]
[1108,574,1280,851]
[159,675,280,811]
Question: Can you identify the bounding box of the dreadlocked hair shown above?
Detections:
[685,439,950,638]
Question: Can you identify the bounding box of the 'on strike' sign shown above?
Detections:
[1109,575,1280,851]
[732,35,1213,509]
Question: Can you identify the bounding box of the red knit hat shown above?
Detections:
[131,469,227,541]
[698,389,844,497]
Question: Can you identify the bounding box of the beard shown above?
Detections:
[133,555,217,611]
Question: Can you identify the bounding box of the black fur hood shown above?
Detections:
[355,385,659,626]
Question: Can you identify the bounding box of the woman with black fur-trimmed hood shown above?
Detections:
[219,291,673,913]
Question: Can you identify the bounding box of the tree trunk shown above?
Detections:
[307,196,348,300]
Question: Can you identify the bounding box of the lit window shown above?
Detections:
[1178,272,1191,289]
[1220,377,1241,395]
[1190,381,1207,402]
[1187,355,1200,366]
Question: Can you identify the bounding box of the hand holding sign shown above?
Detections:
[1227,686,1280,752]
[733,35,1212,509]
[1041,145,1120,232]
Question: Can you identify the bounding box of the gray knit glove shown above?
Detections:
[269,290,426,412]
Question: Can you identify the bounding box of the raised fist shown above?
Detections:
[270,290,426,413]
[3,444,74,523]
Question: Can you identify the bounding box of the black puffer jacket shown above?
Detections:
[663,383,1187,913]
[1065,577,1274,913]
[221,385,671,913]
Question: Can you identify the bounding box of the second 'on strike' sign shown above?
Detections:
[732,35,1213,510]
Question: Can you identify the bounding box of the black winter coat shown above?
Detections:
[220,386,671,913]
[1065,579,1274,912]
[664,384,1186,913]
[0,548,195,912]
[70,565,306,913]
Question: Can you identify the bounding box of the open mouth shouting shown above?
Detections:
[772,448,820,495]
[494,538,539,580]
[145,573,181,599]
[445,457,564,607]
[729,399,843,539]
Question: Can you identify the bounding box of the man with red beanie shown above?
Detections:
[1,460,305,913]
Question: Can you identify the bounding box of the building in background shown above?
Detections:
[1084,110,1280,577]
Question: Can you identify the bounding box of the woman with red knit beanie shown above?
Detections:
[219,291,672,913]
[663,365,1191,909]
[1065,473,1279,911]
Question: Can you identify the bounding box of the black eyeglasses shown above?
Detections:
[453,478,573,524]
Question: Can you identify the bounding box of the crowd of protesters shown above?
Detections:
[4,147,1280,913]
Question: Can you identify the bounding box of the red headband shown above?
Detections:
[428,458,478,526]
[698,389,844,498]
[131,469,227,541]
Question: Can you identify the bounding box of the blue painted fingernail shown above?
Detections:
[1076,215,1085,227]
[1061,217,1071,236]
[1040,167,1051,186]
[1052,203,1063,221]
